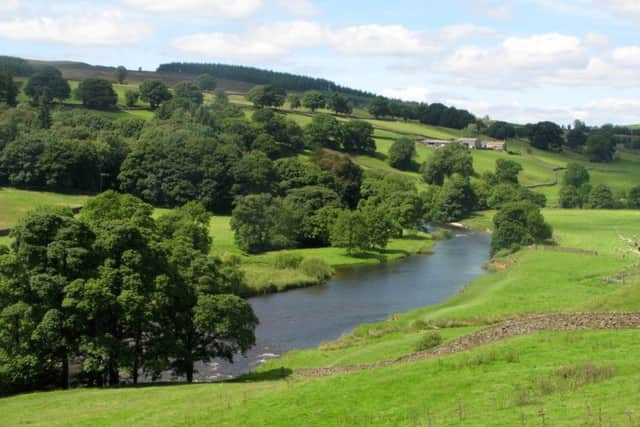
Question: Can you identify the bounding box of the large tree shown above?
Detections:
[420,143,474,185]
[529,121,564,151]
[24,67,70,103]
[245,85,286,108]
[173,81,203,105]
[302,90,325,112]
[76,78,118,110]
[341,120,375,154]
[491,201,552,254]
[327,93,352,115]
[585,133,615,163]
[139,80,172,110]
[388,137,416,171]
[115,66,128,84]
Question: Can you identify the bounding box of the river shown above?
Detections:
[195,229,491,381]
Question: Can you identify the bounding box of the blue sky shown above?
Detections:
[1,0,640,125]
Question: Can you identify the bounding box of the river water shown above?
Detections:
[196,229,491,381]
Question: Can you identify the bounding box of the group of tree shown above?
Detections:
[0,192,257,395]
[559,162,639,209]
[366,97,476,130]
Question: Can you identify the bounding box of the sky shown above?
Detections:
[1,0,639,125]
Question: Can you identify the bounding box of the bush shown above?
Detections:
[410,319,431,331]
[273,253,303,269]
[299,257,333,280]
[414,332,443,351]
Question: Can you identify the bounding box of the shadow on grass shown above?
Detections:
[231,367,293,383]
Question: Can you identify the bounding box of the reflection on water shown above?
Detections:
[194,230,491,380]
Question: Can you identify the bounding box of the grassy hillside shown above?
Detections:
[3,210,640,425]
[0,187,87,229]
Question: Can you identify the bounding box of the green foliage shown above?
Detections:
[232,150,277,197]
[585,133,615,162]
[313,149,363,209]
[327,93,352,115]
[628,186,640,209]
[485,121,516,139]
[304,114,342,150]
[563,162,590,188]
[246,85,286,108]
[421,142,474,185]
[139,80,172,109]
[0,192,257,393]
[414,332,443,351]
[491,201,552,254]
[273,253,304,269]
[194,74,217,91]
[173,81,204,105]
[388,137,416,171]
[284,185,342,246]
[495,159,522,184]
[302,90,325,112]
[341,120,375,154]
[76,78,118,110]
[288,95,301,109]
[330,209,368,253]
[0,73,18,107]
[298,257,333,280]
[559,185,581,208]
[125,90,139,107]
[368,96,391,118]
[231,194,298,253]
[114,66,127,84]
[429,174,476,223]
[529,121,564,151]
[24,68,70,103]
[566,128,587,149]
[587,184,616,209]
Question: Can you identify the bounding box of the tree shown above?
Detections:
[566,128,587,149]
[341,120,375,154]
[174,81,203,105]
[115,66,127,84]
[245,85,286,108]
[35,95,51,129]
[313,149,363,209]
[139,80,172,109]
[420,143,474,185]
[0,72,18,106]
[368,96,391,119]
[563,163,590,188]
[587,184,615,209]
[529,121,564,151]
[628,186,640,209]
[194,74,217,91]
[585,133,615,162]
[430,174,477,223]
[24,68,70,103]
[284,185,342,246]
[495,159,523,184]
[327,93,352,115]
[491,201,552,254]
[304,114,342,150]
[289,95,301,109]
[485,121,516,140]
[359,202,396,250]
[330,209,368,254]
[76,78,118,110]
[230,194,298,253]
[302,90,325,112]
[231,150,277,197]
[559,185,581,208]
[125,90,139,107]
[388,137,416,171]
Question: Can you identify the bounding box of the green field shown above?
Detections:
[3,210,640,425]
[0,187,88,229]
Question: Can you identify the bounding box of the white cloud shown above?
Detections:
[332,25,438,55]
[274,0,318,16]
[173,22,443,59]
[471,0,513,20]
[440,24,497,41]
[612,46,640,66]
[584,32,610,48]
[501,33,586,69]
[598,0,640,20]
[121,0,263,18]
[173,21,325,60]
[0,11,152,45]
[381,87,433,102]
[0,0,20,12]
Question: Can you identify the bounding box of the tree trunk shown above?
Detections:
[61,355,69,389]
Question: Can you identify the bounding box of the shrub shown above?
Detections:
[299,257,333,280]
[274,253,303,269]
[410,319,431,331]
[414,332,443,352]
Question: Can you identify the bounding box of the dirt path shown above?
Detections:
[296,312,640,378]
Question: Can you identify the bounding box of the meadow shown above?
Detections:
[3,210,640,426]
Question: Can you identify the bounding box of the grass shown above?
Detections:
[0,187,88,229]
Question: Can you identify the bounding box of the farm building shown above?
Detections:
[418,138,452,148]
[456,138,482,149]
[483,140,506,151]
